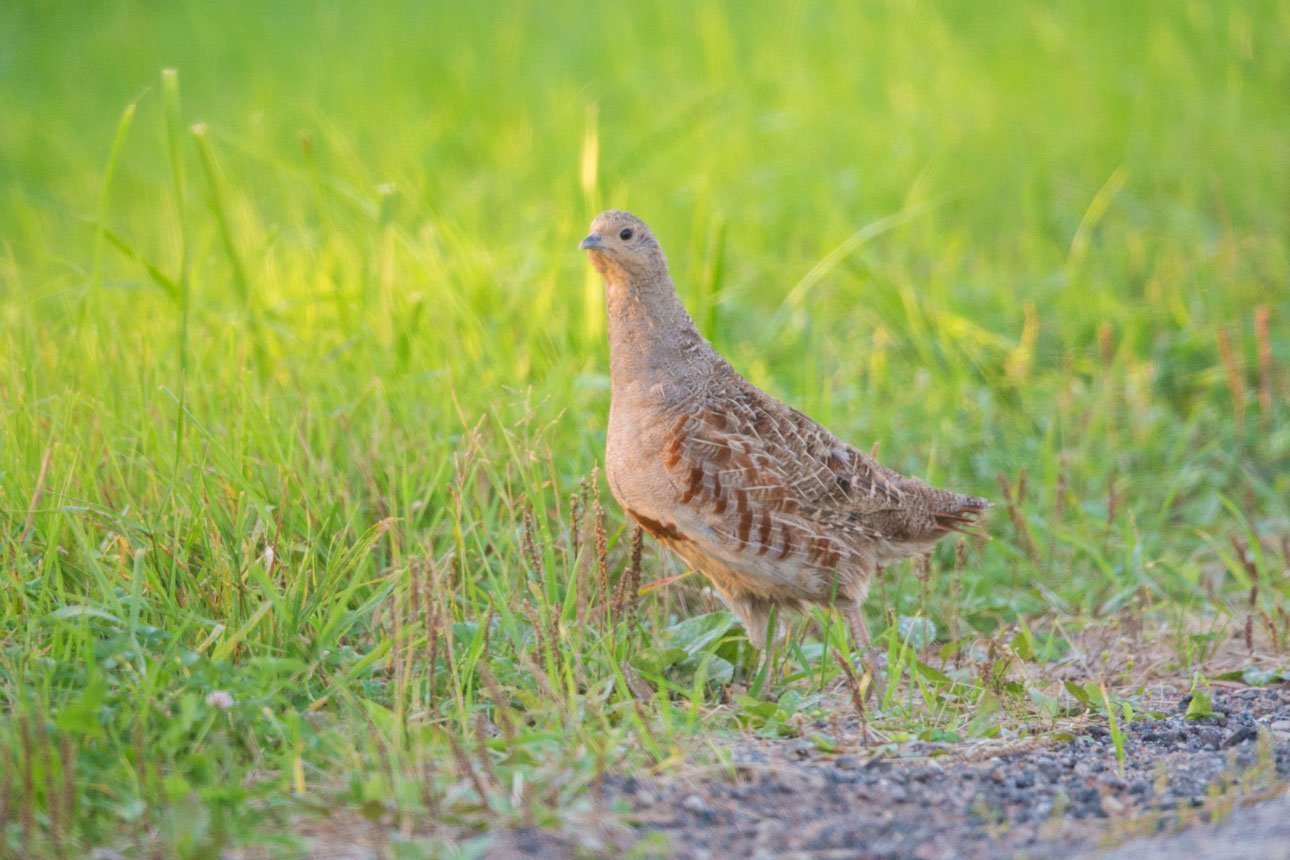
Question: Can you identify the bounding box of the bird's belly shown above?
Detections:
[652,503,858,603]
[605,401,675,517]
[662,528,842,602]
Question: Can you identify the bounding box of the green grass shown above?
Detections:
[2,1,1289,855]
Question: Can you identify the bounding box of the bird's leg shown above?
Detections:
[709,585,776,687]
[718,588,773,651]
[844,604,886,706]
[845,604,871,648]
[749,604,781,693]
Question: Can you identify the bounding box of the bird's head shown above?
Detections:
[578,210,666,282]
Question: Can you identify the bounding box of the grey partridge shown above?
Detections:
[579,210,988,650]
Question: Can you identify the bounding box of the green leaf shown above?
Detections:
[631,646,688,674]
[1011,627,1034,661]
[733,694,784,729]
[809,733,837,752]
[897,615,938,649]
[1214,666,1290,686]
[967,691,1003,738]
[48,605,123,625]
[56,678,109,739]
[1063,681,1093,708]
[1185,685,1218,719]
[778,689,805,716]
[662,611,735,655]
[674,652,735,685]
[1027,686,1063,719]
[912,659,952,685]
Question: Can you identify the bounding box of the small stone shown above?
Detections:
[682,794,709,814]
[835,755,861,771]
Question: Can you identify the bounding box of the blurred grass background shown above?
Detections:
[2,1,1289,855]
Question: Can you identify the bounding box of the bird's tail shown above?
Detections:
[932,495,991,537]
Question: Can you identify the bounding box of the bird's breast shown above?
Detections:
[605,398,680,520]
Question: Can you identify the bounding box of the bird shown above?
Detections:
[579,209,988,651]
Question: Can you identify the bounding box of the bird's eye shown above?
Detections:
[619,228,634,241]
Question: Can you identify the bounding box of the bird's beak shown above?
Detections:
[579,232,606,251]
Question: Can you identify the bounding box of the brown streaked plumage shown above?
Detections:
[579,210,989,650]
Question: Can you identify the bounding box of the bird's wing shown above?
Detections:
[661,388,906,557]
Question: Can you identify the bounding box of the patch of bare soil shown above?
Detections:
[486,684,1290,860]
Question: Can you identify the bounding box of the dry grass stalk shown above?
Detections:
[19,714,34,853]
[1098,322,1115,367]
[831,647,872,740]
[995,472,1039,562]
[548,606,562,676]
[47,732,63,855]
[1216,325,1246,432]
[392,564,409,717]
[520,507,543,580]
[474,658,516,744]
[1255,305,1273,425]
[591,467,610,608]
[0,738,9,837]
[470,713,502,787]
[1055,452,1069,519]
[20,447,52,546]
[1259,609,1279,652]
[570,481,591,627]
[612,526,644,627]
[418,558,444,709]
[568,492,582,566]
[1237,543,1259,653]
[1106,472,1120,525]
[59,736,75,842]
[519,650,564,705]
[520,600,551,670]
[1244,594,1256,654]
[627,525,644,619]
[445,731,493,808]
[916,552,932,583]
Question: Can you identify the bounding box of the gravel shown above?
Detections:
[485,684,1290,859]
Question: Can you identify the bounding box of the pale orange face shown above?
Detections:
[578,210,662,280]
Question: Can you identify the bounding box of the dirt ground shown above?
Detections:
[481,684,1290,860]
[271,681,1290,859]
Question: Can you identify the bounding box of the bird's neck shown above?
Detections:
[604,272,712,393]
